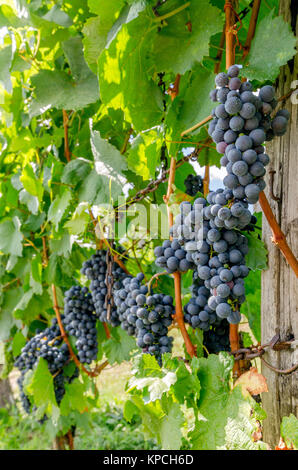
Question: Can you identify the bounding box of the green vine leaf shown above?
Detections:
[281,414,298,449]
[29,69,99,116]
[98,13,163,132]
[159,401,184,450]
[29,253,43,295]
[19,189,39,215]
[166,65,215,152]
[25,357,58,409]
[152,0,223,75]
[61,158,92,186]
[103,327,136,364]
[0,217,23,257]
[60,379,89,416]
[64,204,89,236]
[189,353,265,450]
[12,331,26,357]
[82,1,126,73]
[0,44,13,92]
[244,12,296,82]
[49,233,72,257]
[20,165,44,202]
[48,187,72,231]
[127,129,163,180]
[245,233,268,271]
[128,371,177,403]
[241,270,261,342]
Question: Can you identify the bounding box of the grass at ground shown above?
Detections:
[96,361,132,404]
[0,404,158,450]
[74,406,159,450]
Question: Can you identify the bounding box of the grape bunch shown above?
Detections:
[220,139,269,205]
[81,249,127,327]
[184,174,203,196]
[209,66,289,204]
[183,272,231,354]
[170,199,204,244]
[191,216,249,324]
[209,66,289,145]
[170,196,250,326]
[14,318,77,412]
[204,188,257,231]
[15,319,70,374]
[63,286,98,364]
[184,276,215,330]
[203,318,230,354]
[114,273,174,359]
[178,74,289,350]
[113,273,147,336]
[17,364,79,414]
[154,239,195,273]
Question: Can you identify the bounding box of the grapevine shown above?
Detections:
[0,0,297,452]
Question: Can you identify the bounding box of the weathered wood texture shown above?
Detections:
[260,0,298,447]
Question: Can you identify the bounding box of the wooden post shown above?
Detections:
[260,0,298,447]
[0,367,13,408]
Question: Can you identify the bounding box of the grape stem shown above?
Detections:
[153,2,190,23]
[173,273,197,358]
[103,323,111,339]
[132,243,147,280]
[120,127,132,154]
[164,157,197,358]
[163,157,176,227]
[42,236,48,266]
[224,0,236,70]
[242,0,261,58]
[147,271,168,293]
[203,163,210,197]
[62,109,71,163]
[168,74,181,100]
[180,115,212,137]
[259,191,298,277]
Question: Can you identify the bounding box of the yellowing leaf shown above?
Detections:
[234,367,268,397]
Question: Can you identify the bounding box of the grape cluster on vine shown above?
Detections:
[154,239,195,273]
[81,249,127,327]
[15,318,78,413]
[203,318,230,354]
[184,174,203,196]
[63,285,98,365]
[209,66,289,204]
[184,276,215,330]
[174,67,289,338]
[114,273,174,360]
[172,195,250,329]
